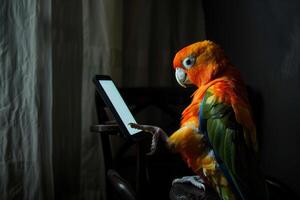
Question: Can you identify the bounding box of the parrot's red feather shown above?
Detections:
[173,41,257,150]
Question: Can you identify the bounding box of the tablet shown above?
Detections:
[93,75,143,140]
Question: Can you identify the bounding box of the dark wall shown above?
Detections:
[203,0,300,196]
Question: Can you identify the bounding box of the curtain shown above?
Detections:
[0,0,205,199]
[52,0,83,199]
[0,0,54,200]
[80,0,123,199]
[81,0,123,199]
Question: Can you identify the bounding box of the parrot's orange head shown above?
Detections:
[173,40,228,87]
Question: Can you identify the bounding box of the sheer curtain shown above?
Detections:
[0,0,54,200]
[80,0,123,199]
[0,0,205,199]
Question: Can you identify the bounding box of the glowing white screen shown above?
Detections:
[99,80,139,135]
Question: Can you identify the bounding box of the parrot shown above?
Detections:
[129,40,268,200]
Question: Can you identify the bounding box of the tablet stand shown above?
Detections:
[92,87,196,200]
[90,121,147,200]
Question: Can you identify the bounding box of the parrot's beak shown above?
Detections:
[175,68,191,88]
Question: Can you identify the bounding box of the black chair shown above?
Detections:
[107,169,136,200]
[92,87,194,200]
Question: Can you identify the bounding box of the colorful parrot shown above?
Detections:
[130,40,268,200]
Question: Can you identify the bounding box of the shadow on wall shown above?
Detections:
[246,86,264,148]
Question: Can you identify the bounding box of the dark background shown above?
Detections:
[204,0,300,197]
[51,0,300,199]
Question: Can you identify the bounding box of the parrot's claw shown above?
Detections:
[129,123,168,155]
[146,131,160,155]
[172,176,206,191]
[128,123,158,133]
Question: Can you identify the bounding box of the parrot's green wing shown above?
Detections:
[200,90,267,200]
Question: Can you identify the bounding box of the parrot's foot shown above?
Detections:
[172,176,206,191]
[129,123,168,155]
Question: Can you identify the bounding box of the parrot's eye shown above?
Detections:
[182,56,195,69]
